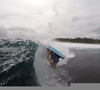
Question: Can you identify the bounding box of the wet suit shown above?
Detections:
[47,49,60,68]
[50,51,60,64]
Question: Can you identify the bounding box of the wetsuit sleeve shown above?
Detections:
[47,49,51,58]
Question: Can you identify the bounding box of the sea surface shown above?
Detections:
[62,48,100,83]
[0,38,100,86]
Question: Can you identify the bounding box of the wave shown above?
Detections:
[0,38,40,86]
[0,38,76,86]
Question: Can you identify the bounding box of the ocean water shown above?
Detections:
[66,48,100,83]
[0,38,100,86]
[34,40,100,86]
[0,38,40,86]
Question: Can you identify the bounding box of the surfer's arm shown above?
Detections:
[47,49,51,58]
[47,53,49,58]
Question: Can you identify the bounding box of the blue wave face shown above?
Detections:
[0,38,40,86]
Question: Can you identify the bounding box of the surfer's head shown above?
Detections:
[49,49,52,52]
[47,49,52,53]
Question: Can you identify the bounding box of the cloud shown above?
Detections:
[0,0,100,39]
[7,27,38,38]
[53,3,59,16]
[0,26,36,39]
[0,27,8,38]
[71,16,81,22]
[91,27,100,34]
[87,23,99,26]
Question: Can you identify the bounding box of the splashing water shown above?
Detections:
[34,40,75,86]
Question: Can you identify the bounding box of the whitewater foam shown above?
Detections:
[34,40,75,86]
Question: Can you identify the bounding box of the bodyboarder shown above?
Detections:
[47,49,60,69]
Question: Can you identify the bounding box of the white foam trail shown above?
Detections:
[61,42,100,49]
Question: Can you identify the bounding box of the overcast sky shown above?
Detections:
[0,0,100,40]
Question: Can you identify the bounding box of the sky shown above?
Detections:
[0,0,100,40]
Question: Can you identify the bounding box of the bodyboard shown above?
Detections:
[47,45,65,59]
